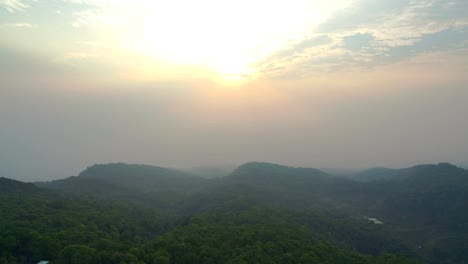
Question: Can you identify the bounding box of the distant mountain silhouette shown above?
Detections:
[226,162,335,188]
[184,166,232,179]
[224,162,468,223]
[354,162,464,182]
[0,177,38,192]
[230,162,329,178]
[223,162,362,209]
[367,163,468,222]
[353,167,404,182]
[37,163,210,194]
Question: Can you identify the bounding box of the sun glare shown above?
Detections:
[110,0,349,83]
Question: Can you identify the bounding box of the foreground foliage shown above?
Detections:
[0,184,419,264]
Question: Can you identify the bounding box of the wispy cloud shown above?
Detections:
[252,0,468,79]
[61,52,100,60]
[63,0,108,7]
[0,0,29,12]
[0,22,35,28]
[71,9,115,27]
[76,40,103,47]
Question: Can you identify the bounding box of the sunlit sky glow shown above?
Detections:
[1,0,356,83]
[1,0,467,83]
[0,0,467,180]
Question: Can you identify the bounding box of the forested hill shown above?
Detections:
[366,163,468,233]
[223,161,363,208]
[0,177,38,192]
[36,163,210,194]
[353,162,465,182]
[229,162,330,180]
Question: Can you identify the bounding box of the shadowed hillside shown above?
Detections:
[37,163,211,194]
[0,177,39,193]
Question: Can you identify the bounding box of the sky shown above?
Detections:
[0,0,467,181]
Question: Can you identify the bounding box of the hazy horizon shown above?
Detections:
[1,0,467,181]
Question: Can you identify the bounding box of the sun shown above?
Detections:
[125,29,256,83]
[121,1,262,83]
[113,0,345,83]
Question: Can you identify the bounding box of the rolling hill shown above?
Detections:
[36,163,211,194]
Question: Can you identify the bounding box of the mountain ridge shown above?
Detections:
[37,163,210,194]
[0,177,38,192]
[354,162,465,182]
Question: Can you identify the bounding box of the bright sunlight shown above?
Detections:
[113,0,348,83]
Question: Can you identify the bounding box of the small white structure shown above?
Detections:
[37,261,49,264]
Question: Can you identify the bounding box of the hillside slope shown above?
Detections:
[37,163,211,194]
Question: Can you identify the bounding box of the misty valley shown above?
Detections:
[1,162,467,264]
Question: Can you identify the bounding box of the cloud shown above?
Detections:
[61,52,100,60]
[252,0,468,79]
[76,41,103,47]
[0,22,36,28]
[63,0,109,7]
[0,0,29,12]
[71,9,116,27]
[250,35,333,76]
[342,33,374,51]
[316,0,411,33]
